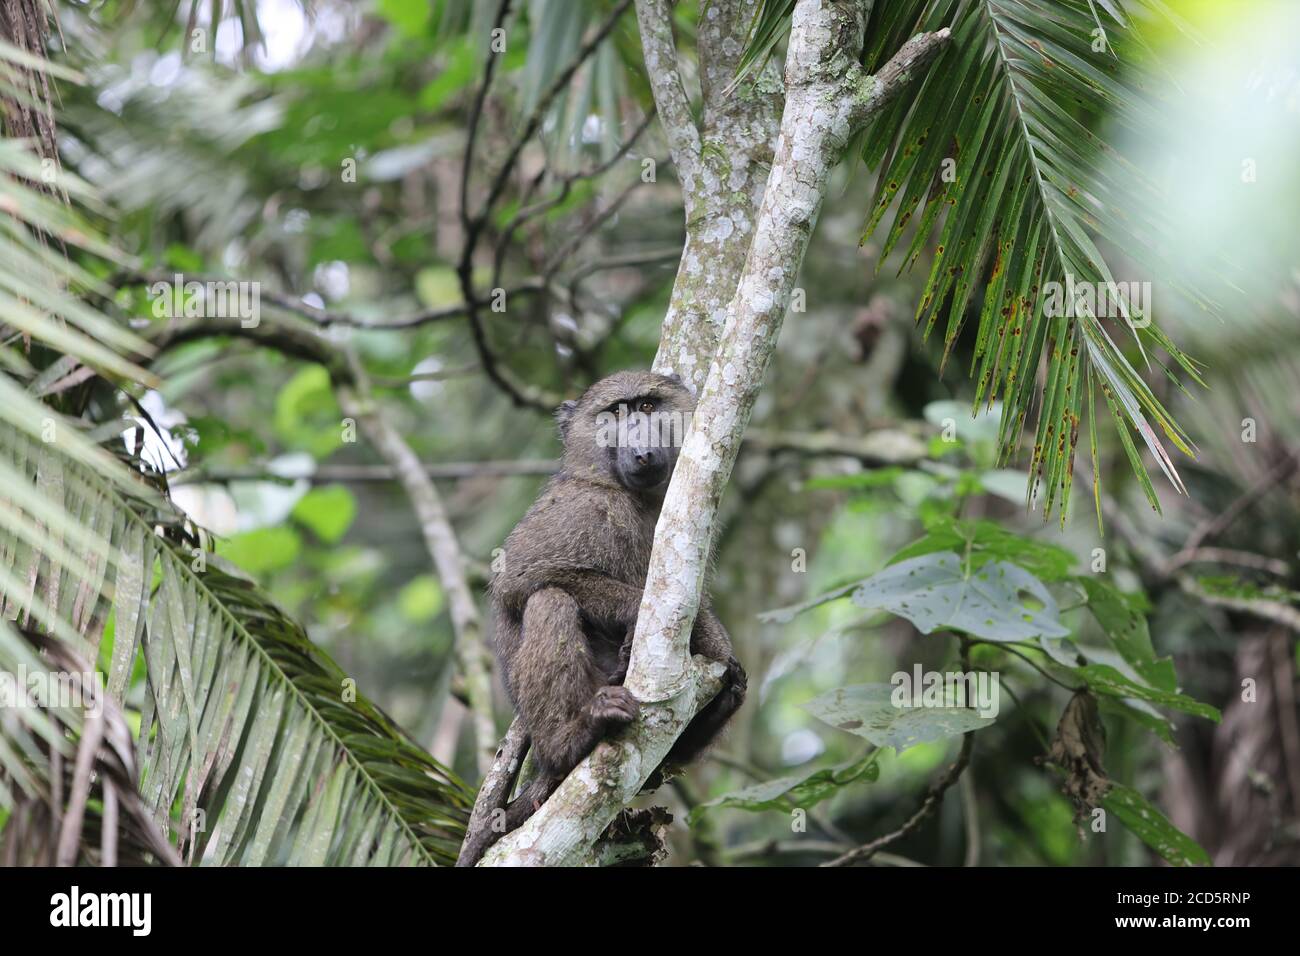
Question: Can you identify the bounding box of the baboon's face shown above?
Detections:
[609,392,677,491]
[557,371,694,494]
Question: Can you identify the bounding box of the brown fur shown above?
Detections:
[490,370,746,788]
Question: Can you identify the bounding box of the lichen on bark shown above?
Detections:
[651,2,782,393]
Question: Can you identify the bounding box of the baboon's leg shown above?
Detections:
[456,764,564,866]
[514,588,639,776]
[502,773,560,829]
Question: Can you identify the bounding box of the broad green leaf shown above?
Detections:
[889,516,1076,581]
[802,683,995,753]
[398,575,445,623]
[377,0,433,37]
[852,551,1069,641]
[1102,783,1212,866]
[216,526,302,574]
[1077,578,1175,691]
[1077,664,1220,722]
[688,750,879,824]
[273,366,343,459]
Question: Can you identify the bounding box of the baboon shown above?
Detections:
[491,369,746,799]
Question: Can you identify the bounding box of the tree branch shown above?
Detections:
[491,110,658,294]
[633,0,702,197]
[629,3,949,696]
[456,716,529,866]
[823,729,974,867]
[1179,576,1300,634]
[1172,449,1298,559]
[171,423,925,488]
[125,270,547,331]
[172,460,559,486]
[460,0,515,234]
[1163,546,1290,578]
[456,0,635,412]
[650,0,783,390]
[844,27,952,131]
[744,425,928,466]
[335,356,498,774]
[466,0,635,239]
[478,658,725,865]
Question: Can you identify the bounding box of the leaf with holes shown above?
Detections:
[851,551,1068,641]
[802,684,995,753]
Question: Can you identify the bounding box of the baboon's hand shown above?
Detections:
[722,655,747,704]
[589,685,640,725]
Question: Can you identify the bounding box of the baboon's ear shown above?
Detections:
[555,399,578,439]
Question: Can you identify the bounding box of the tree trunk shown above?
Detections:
[480,0,948,866]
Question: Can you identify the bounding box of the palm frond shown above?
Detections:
[65,65,284,256]
[0,422,474,865]
[0,623,180,866]
[732,0,795,89]
[0,40,158,386]
[433,0,643,170]
[740,0,1214,522]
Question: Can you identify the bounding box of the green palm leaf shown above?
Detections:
[0,623,180,866]
[741,0,1214,522]
[0,423,473,865]
[430,0,641,170]
[733,0,796,88]
[65,68,285,256]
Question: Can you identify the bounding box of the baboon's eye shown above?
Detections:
[638,399,656,414]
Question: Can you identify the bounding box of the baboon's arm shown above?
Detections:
[690,600,734,663]
[544,569,644,633]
